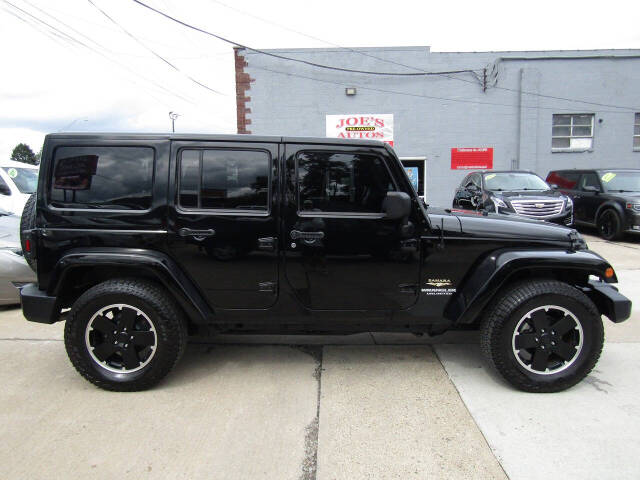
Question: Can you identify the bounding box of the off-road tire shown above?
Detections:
[19,192,37,271]
[597,208,624,241]
[480,280,603,393]
[64,279,187,391]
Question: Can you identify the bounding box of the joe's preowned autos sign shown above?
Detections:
[326,114,394,146]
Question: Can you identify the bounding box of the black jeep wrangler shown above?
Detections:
[20,133,631,392]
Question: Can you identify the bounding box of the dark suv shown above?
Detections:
[19,133,631,392]
[547,169,640,240]
[453,170,573,225]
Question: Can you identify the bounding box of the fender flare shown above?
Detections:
[594,200,625,223]
[445,248,615,324]
[49,247,213,323]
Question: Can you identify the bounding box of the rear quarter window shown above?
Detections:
[49,146,154,210]
[547,171,580,190]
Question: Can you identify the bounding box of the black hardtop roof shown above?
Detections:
[44,132,387,147]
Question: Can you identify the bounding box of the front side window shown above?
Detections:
[580,173,600,190]
[634,113,640,150]
[50,146,154,210]
[178,149,269,211]
[2,167,38,194]
[297,151,394,213]
[552,114,594,151]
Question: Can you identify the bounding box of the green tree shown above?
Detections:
[10,143,37,165]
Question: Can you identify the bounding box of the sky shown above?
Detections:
[1,0,639,161]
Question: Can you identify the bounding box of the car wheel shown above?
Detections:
[480,280,603,393]
[64,279,187,391]
[597,209,623,241]
[19,192,37,271]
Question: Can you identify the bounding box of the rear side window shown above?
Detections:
[547,171,580,190]
[178,149,270,211]
[50,146,154,210]
[297,151,394,213]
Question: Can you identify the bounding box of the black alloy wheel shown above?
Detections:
[65,279,187,391]
[480,280,603,392]
[511,305,582,374]
[597,209,623,241]
[85,304,157,373]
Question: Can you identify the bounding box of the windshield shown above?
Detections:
[600,171,640,192]
[2,167,38,194]
[483,172,550,191]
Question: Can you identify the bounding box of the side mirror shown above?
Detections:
[467,184,479,192]
[550,183,559,190]
[383,191,411,220]
[583,185,600,193]
[0,184,10,196]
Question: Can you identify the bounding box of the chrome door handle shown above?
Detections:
[178,228,216,237]
[290,230,324,240]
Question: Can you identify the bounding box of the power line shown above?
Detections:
[87,0,227,97]
[131,0,479,78]
[250,64,639,114]
[132,0,640,111]
[207,0,445,75]
[2,0,195,105]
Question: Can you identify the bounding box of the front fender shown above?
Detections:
[49,247,212,323]
[595,200,625,221]
[446,248,615,324]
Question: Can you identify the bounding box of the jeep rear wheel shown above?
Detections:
[480,280,603,392]
[64,279,187,391]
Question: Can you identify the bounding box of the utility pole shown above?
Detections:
[169,111,180,132]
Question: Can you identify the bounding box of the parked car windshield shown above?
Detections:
[483,172,550,191]
[2,167,38,194]
[600,171,640,192]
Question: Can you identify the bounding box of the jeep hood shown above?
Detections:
[428,207,576,244]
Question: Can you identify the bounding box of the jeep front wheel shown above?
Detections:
[480,280,603,392]
[64,279,187,391]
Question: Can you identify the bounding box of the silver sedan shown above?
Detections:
[0,211,35,305]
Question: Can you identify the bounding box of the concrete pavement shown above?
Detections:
[0,231,638,479]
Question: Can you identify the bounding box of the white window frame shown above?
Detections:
[634,113,640,151]
[552,114,594,152]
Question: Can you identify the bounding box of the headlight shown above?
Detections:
[565,197,573,210]
[492,196,508,210]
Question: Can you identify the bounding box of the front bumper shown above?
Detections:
[586,280,632,323]
[20,283,59,324]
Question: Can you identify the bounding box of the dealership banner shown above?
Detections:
[451,148,493,170]
[326,114,394,146]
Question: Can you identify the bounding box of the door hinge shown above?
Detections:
[258,281,277,293]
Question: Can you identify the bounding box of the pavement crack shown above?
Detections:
[300,346,323,480]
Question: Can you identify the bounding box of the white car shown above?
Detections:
[0,209,35,304]
[0,160,39,215]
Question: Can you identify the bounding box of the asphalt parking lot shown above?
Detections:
[1,231,639,479]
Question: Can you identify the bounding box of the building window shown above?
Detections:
[552,114,594,151]
[635,113,640,150]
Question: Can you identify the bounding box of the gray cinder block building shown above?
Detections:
[234,46,640,207]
